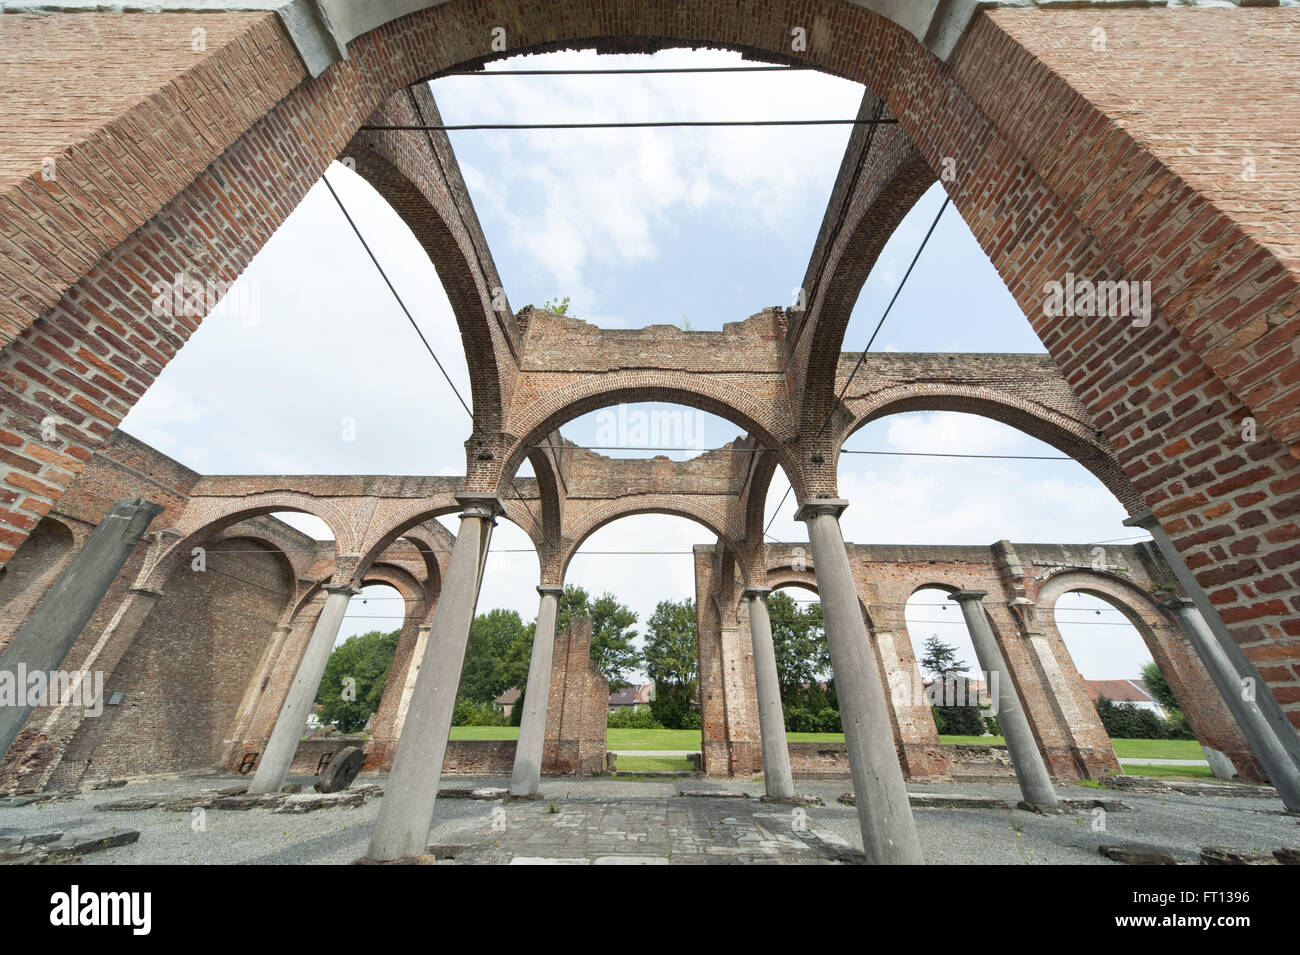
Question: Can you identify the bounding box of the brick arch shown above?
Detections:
[502,375,800,495]
[793,137,937,433]
[841,386,1142,513]
[1035,568,1260,779]
[1035,568,1171,630]
[560,498,747,583]
[1,2,1297,723]
[208,519,322,585]
[383,525,453,599]
[344,86,516,436]
[359,562,430,618]
[0,515,80,652]
[141,494,354,592]
[356,498,543,581]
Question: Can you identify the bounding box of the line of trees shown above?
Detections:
[312,587,843,734]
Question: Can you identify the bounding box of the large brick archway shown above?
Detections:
[2,5,1296,699]
[1,1,1298,846]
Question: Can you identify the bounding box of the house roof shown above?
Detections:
[495,688,521,705]
[1084,679,1158,705]
[608,683,654,705]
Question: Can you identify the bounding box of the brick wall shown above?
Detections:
[542,616,608,776]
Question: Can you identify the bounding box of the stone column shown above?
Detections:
[366,494,502,861]
[744,587,794,800]
[1162,596,1300,807]
[950,590,1059,809]
[796,498,923,864]
[1126,509,1300,810]
[0,497,163,756]
[248,583,359,794]
[510,584,563,796]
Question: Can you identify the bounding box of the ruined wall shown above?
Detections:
[542,617,608,776]
[49,537,291,786]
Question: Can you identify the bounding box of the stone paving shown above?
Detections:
[0,774,1295,865]
[431,796,846,864]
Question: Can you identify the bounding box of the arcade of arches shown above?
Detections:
[1,0,1298,864]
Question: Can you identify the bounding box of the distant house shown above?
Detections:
[1084,679,1162,714]
[494,688,522,718]
[608,682,654,714]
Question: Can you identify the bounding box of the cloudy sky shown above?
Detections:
[120,48,1154,684]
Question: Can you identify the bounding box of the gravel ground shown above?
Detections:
[0,774,1294,865]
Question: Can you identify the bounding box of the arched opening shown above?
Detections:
[905,586,992,743]
[117,159,476,480]
[765,583,832,739]
[0,516,76,649]
[1051,589,1222,781]
[430,48,864,330]
[312,581,408,737]
[53,536,295,784]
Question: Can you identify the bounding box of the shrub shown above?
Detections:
[607,707,663,729]
[1094,697,1193,740]
[452,698,508,726]
[983,715,1001,737]
[932,704,985,737]
[815,707,842,733]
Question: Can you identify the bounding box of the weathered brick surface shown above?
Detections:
[0,0,1297,779]
[699,540,1260,783]
[542,617,608,776]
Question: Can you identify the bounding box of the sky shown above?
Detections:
[119,48,1155,685]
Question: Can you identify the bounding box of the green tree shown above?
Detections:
[919,635,968,680]
[1140,661,1177,713]
[644,598,698,729]
[555,583,640,689]
[919,635,984,737]
[457,608,528,704]
[643,598,697,691]
[315,629,400,733]
[767,591,828,699]
[543,296,570,315]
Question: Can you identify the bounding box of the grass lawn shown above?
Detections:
[614,755,694,772]
[1109,738,1204,760]
[786,732,847,743]
[448,725,518,740]
[447,726,704,749]
[447,726,1207,764]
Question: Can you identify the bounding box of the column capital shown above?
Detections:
[536,584,565,598]
[793,497,849,521]
[742,586,772,600]
[453,491,506,521]
[1122,508,1157,530]
[1160,596,1195,612]
[950,589,988,603]
[323,583,361,597]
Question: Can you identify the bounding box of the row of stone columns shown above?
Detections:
[177,493,1300,862]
